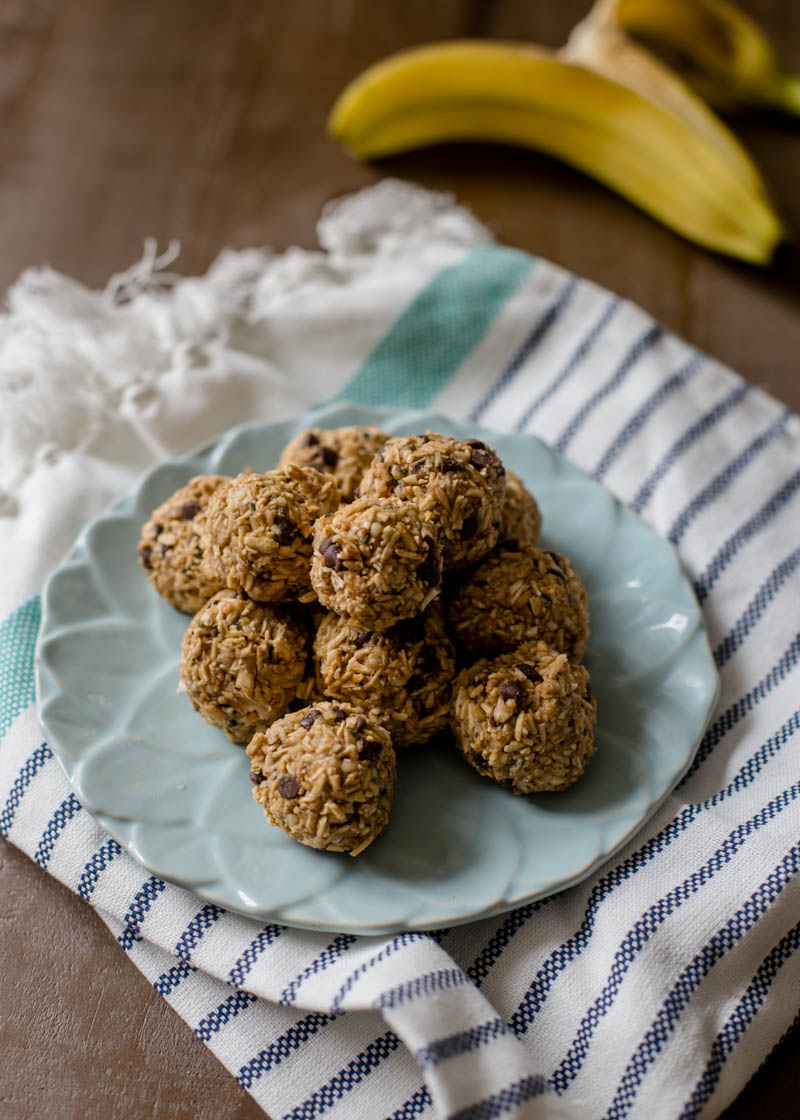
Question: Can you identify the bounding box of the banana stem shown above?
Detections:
[777,72,800,118]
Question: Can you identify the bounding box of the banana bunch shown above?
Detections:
[328,0,797,263]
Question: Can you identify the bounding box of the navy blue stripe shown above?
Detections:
[592,353,704,481]
[154,959,196,997]
[330,931,440,1013]
[514,297,620,431]
[416,1018,509,1067]
[467,897,553,988]
[448,1075,549,1120]
[76,837,123,900]
[118,875,167,951]
[33,792,82,868]
[280,933,357,1007]
[682,631,800,783]
[606,843,800,1119]
[714,546,800,668]
[630,383,751,514]
[679,918,800,1120]
[388,1086,433,1120]
[228,923,283,988]
[694,465,800,602]
[175,902,224,962]
[668,411,790,547]
[508,706,800,1041]
[468,276,579,422]
[195,990,257,1041]
[282,1030,400,1120]
[238,1011,335,1090]
[375,967,469,1011]
[554,325,663,455]
[0,742,51,835]
[548,781,800,1092]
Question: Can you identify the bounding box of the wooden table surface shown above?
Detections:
[1,1,798,1117]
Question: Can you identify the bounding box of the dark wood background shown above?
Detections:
[0,1,797,1116]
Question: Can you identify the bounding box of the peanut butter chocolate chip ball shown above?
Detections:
[137,475,228,613]
[279,425,389,502]
[180,590,309,744]
[499,470,542,548]
[359,433,505,571]
[247,701,395,855]
[203,464,341,603]
[313,603,456,748]
[310,496,441,631]
[447,545,589,660]
[450,642,597,793]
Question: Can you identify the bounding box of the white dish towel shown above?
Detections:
[1,180,799,1120]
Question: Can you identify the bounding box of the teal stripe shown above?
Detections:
[335,245,534,410]
[0,595,41,742]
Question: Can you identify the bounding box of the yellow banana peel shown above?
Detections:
[329,39,784,263]
[604,0,800,116]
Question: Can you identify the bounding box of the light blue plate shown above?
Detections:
[36,403,719,934]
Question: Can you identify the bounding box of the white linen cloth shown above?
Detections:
[1,180,799,1120]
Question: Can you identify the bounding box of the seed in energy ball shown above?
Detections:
[278,425,390,502]
[202,464,341,603]
[137,474,229,614]
[313,602,456,747]
[310,496,442,631]
[447,544,589,660]
[358,432,506,571]
[180,590,309,744]
[247,701,396,855]
[450,642,597,793]
[499,470,542,548]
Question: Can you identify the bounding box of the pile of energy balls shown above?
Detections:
[137,425,597,857]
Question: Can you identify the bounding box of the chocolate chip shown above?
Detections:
[500,680,522,701]
[465,439,486,449]
[471,749,488,770]
[181,501,200,520]
[470,449,492,470]
[320,445,339,469]
[139,546,153,570]
[353,715,367,733]
[331,706,347,721]
[272,515,295,546]
[417,547,440,587]
[411,460,427,474]
[354,631,373,648]
[516,663,543,683]
[277,775,300,799]
[249,769,261,784]
[302,431,320,447]
[358,738,382,761]
[489,716,499,728]
[319,538,342,570]
[439,457,461,473]
[159,543,172,557]
[459,514,478,541]
[300,708,321,729]
[152,522,163,535]
[318,536,333,553]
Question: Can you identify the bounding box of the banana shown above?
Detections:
[592,0,800,115]
[328,40,784,263]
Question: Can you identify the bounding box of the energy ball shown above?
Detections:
[247,701,396,855]
[310,496,441,630]
[313,603,456,748]
[450,642,597,793]
[203,464,341,603]
[448,545,589,660]
[279,425,389,502]
[499,470,542,548]
[180,590,309,744]
[137,475,228,613]
[359,432,505,571]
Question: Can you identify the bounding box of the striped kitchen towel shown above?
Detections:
[1,179,799,1120]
